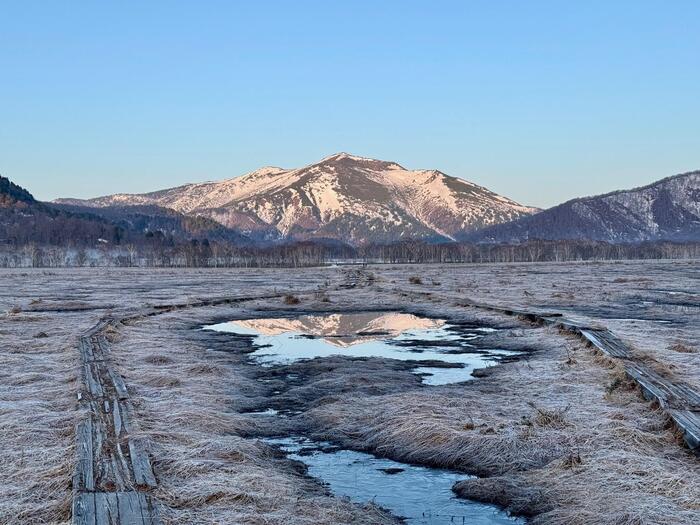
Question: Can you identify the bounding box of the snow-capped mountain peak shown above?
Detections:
[312,152,405,171]
[56,153,539,244]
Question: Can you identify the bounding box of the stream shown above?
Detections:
[266,437,523,525]
[206,311,523,524]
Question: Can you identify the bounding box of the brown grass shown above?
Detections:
[283,294,301,305]
[528,403,570,429]
[0,313,82,524]
[612,277,653,283]
[0,262,697,524]
[670,342,696,354]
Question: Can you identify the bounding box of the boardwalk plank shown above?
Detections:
[108,368,130,400]
[73,417,94,491]
[95,492,119,525]
[117,492,146,525]
[137,493,161,525]
[72,492,96,525]
[84,362,104,397]
[74,319,161,524]
[669,410,700,454]
[129,437,157,488]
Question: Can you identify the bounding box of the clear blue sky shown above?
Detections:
[1,1,698,208]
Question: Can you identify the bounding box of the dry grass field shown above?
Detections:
[1,261,698,524]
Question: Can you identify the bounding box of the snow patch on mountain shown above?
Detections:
[469,171,700,243]
[56,153,539,244]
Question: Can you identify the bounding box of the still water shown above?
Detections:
[206,312,514,385]
[266,437,523,525]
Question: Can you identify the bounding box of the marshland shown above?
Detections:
[1,260,698,524]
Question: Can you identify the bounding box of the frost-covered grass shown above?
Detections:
[0,267,329,524]
[0,261,697,524]
[305,329,700,524]
[0,310,82,524]
[111,315,397,524]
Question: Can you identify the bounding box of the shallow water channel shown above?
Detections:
[266,437,523,525]
[205,312,515,385]
[205,312,523,524]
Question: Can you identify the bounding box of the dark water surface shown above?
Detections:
[266,437,523,525]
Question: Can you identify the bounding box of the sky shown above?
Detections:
[1,1,698,208]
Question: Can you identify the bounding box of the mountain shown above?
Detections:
[56,153,538,244]
[0,175,249,248]
[468,171,700,243]
[52,203,251,244]
[0,175,129,247]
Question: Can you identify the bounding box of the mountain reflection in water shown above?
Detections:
[206,312,514,385]
[231,312,444,347]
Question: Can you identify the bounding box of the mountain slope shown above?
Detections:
[52,203,251,244]
[0,175,131,246]
[0,175,35,206]
[0,175,250,247]
[468,171,700,243]
[57,153,538,244]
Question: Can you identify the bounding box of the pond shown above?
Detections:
[206,311,524,523]
[205,312,515,385]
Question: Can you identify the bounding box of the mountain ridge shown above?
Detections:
[56,153,539,244]
[6,161,700,249]
[467,170,700,243]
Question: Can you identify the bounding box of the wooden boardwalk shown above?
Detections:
[73,318,160,525]
[70,291,297,523]
[578,327,700,454]
[468,300,700,456]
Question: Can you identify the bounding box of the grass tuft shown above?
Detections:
[283,294,301,305]
[528,402,570,428]
[670,342,695,354]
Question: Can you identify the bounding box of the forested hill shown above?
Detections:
[0,176,131,246]
[0,175,250,248]
[0,175,36,206]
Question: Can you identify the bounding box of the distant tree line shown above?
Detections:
[355,239,700,264]
[1,238,698,268]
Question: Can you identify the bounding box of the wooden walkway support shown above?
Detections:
[73,319,160,525]
[467,300,700,456]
